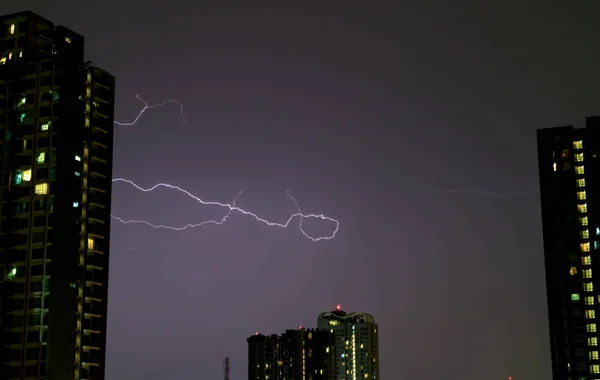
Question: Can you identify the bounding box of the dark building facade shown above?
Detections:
[248,328,334,380]
[537,116,600,380]
[0,11,115,380]
[317,307,379,380]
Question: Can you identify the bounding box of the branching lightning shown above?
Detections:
[114,93,187,127]
[434,188,540,197]
[111,179,339,241]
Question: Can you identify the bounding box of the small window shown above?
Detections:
[573,293,581,302]
[35,183,48,195]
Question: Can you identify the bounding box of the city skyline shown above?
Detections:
[1,2,598,379]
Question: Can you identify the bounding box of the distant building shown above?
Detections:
[247,328,334,380]
[0,11,115,380]
[537,117,600,380]
[317,306,379,380]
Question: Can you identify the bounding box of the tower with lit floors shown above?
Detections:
[317,306,379,380]
[0,11,115,380]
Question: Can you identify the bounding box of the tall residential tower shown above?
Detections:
[0,11,115,380]
[317,306,379,380]
[537,116,600,380]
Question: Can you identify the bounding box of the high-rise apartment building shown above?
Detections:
[247,328,334,380]
[537,116,600,380]
[317,306,379,380]
[0,11,115,380]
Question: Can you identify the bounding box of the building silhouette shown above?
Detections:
[537,116,600,380]
[247,328,334,380]
[0,11,115,380]
[317,306,379,380]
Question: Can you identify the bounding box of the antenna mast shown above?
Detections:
[223,355,231,380]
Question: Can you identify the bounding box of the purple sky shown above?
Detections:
[3,1,600,379]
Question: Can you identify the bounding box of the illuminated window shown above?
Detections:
[581,217,589,226]
[579,204,588,213]
[590,337,599,346]
[18,51,22,58]
[582,230,590,239]
[582,242,591,252]
[65,37,71,43]
[574,140,584,149]
[587,310,596,319]
[553,162,557,171]
[577,178,586,188]
[588,324,597,333]
[88,238,94,250]
[22,169,32,182]
[578,191,587,200]
[7,266,16,280]
[573,294,581,302]
[14,169,22,185]
[591,351,599,360]
[586,296,595,305]
[584,269,593,279]
[576,165,585,175]
[571,267,578,276]
[75,155,81,161]
[592,364,600,374]
[576,153,584,162]
[35,183,48,195]
[37,152,45,164]
[8,52,12,60]
[73,202,79,208]
[40,123,49,131]
[9,24,15,35]
[585,282,594,292]
[597,227,600,236]
[0,57,6,65]
[583,256,592,265]
[75,171,81,177]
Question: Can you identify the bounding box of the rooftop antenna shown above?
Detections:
[223,355,231,380]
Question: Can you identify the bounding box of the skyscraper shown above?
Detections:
[0,11,115,380]
[247,328,334,380]
[537,116,600,380]
[317,306,379,380]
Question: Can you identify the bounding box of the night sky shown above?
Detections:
[2,1,600,379]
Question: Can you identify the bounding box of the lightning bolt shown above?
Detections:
[434,188,540,197]
[111,178,339,241]
[114,92,187,127]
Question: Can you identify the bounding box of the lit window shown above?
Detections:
[590,337,599,346]
[18,51,22,58]
[582,230,590,239]
[591,351,599,360]
[75,171,81,177]
[573,293,581,302]
[586,296,595,305]
[576,165,585,175]
[588,324,597,333]
[582,242,591,252]
[22,169,32,182]
[581,217,589,226]
[571,267,578,276]
[35,183,48,195]
[576,153,584,162]
[37,152,45,164]
[0,57,6,65]
[577,178,586,188]
[553,162,557,171]
[7,266,16,280]
[75,155,81,161]
[40,123,49,131]
[574,140,584,149]
[9,24,15,35]
[585,282,594,292]
[584,269,593,279]
[14,169,22,185]
[8,52,12,60]
[583,256,592,265]
[65,37,71,43]
[579,204,588,213]
[578,191,587,200]
[597,227,600,236]
[592,364,600,374]
[73,202,79,208]
[88,238,94,250]
[587,310,596,319]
